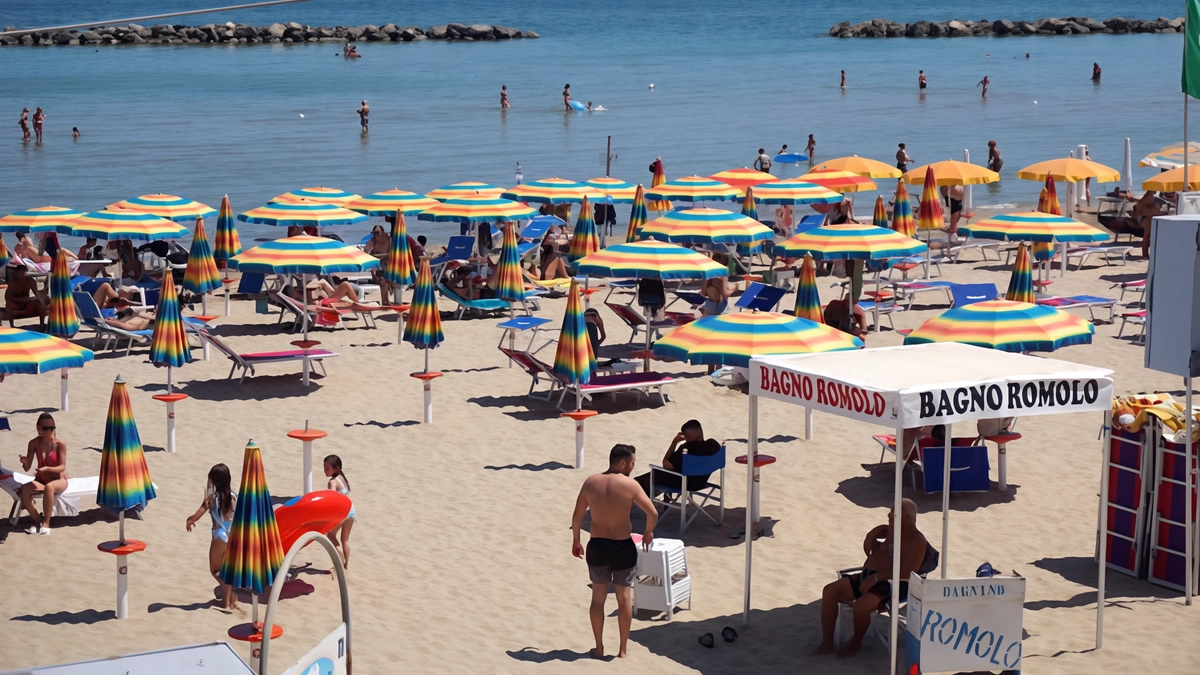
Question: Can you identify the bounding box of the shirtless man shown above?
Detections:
[977,75,989,98]
[809,498,930,659]
[357,100,369,131]
[895,143,913,172]
[571,445,658,659]
[32,107,44,144]
[840,70,846,89]
[18,108,30,142]
[918,70,927,91]
[4,266,47,327]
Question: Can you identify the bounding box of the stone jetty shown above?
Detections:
[0,22,540,46]
[829,16,1184,38]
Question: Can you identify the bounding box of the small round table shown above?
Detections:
[221,277,236,316]
[291,340,321,387]
[151,393,189,454]
[229,621,285,660]
[411,371,444,424]
[287,427,328,494]
[736,454,777,535]
[194,315,219,361]
[982,432,1021,490]
[98,539,147,620]
[562,409,598,468]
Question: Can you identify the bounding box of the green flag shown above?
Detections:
[1185,1,1200,97]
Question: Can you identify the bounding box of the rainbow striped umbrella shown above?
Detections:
[903,300,1094,353]
[47,250,79,338]
[229,235,380,276]
[1005,243,1036,304]
[403,258,444,359]
[568,196,600,262]
[270,186,361,207]
[347,189,439,216]
[741,187,759,222]
[183,217,221,296]
[425,182,505,201]
[653,311,861,367]
[626,184,649,243]
[891,181,916,238]
[776,223,926,260]
[150,272,192,372]
[495,221,526,303]
[0,327,92,374]
[96,377,155,521]
[553,279,596,400]
[384,212,417,288]
[418,195,537,223]
[649,160,671,212]
[750,180,843,205]
[793,254,822,322]
[639,208,773,245]
[0,235,8,266]
[1040,177,1062,216]
[585,177,639,203]
[813,156,903,179]
[212,195,242,268]
[916,167,944,231]
[958,212,1108,243]
[575,240,727,280]
[645,175,740,203]
[219,441,285,597]
[0,206,85,233]
[903,160,1000,186]
[709,167,780,191]
[872,196,888,229]
[69,210,188,241]
[237,201,367,228]
[108,194,216,222]
[502,178,603,204]
[798,169,877,193]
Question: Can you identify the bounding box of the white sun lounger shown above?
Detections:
[199,330,338,384]
[1067,245,1132,270]
[1,469,100,525]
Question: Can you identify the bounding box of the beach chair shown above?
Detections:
[915,437,991,493]
[200,330,338,384]
[949,283,997,307]
[1114,278,1145,305]
[944,237,1001,263]
[518,216,559,258]
[437,283,511,319]
[1036,294,1118,323]
[270,291,349,333]
[498,345,560,400]
[735,283,787,313]
[560,370,678,410]
[430,236,476,279]
[892,280,954,309]
[1067,245,1132,270]
[605,301,678,343]
[649,445,726,534]
[834,541,940,650]
[1117,310,1147,343]
[1,468,101,526]
[858,298,904,332]
[73,291,152,355]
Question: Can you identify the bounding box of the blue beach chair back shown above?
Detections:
[736,282,787,312]
[950,283,997,307]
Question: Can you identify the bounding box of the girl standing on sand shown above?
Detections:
[186,464,238,610]
[324,455,355,569]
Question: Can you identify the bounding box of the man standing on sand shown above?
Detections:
[18,108,30,142]
[357,100,369,131]
[572,444,658,659]
[977,75,989,98]
[895,143,913,172]
[500,85,511,108]
[32,107,44,144]
[918,70,926,91]
[753,148,772,173]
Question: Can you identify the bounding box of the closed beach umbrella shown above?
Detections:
[182,217,221,314]
[568,196,600,262]
[69,210,187,241]
[384,212,417,289]
[585,177,639,203]
[575,240,727,280]
[220,441,285,625]
[872,196,888,229]
[270,186,361,207]
[798,169,877,193]
[46,250,78,338]
[639,208,772,246]
[403,257,445,372]
[150,272,191,371]
[212,195,242,269]
[653,311,861,367]
[503,178,603,204]
[709,167,781,191]
[891,182,916,238]
[646,175,740,203]
[108,194,216,222]
[553,279,596,405]
[425,182,505,201]
[237,201,367,229]
[916,168,944,231]
[649,160,671,212]
[495,221,526,304]
[626,185,649,243]
[958,212,1108,243]
[903,160,1000,186]
[1035,179,1061,264]
[1036,187,1050,215]
[1005,243,1036,304]
[813,156,903,179]
[1141,165,1200,192]
[752,181,843,205]
[418,195,536,223]
[741,187,759,222]
[347,189,439,215]
[0,206,84,233]
[1040,177,1062,216]
[0,235,8,266]
[775,223,926,261]
[904,300,1094,353]
[793,254,822,322]
[1017,157,1120,184]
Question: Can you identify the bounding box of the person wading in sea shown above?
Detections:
[357,100,369,132]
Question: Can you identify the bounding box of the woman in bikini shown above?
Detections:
[324,455,355,568]
[16,413,68,535]
[18,108,30,142]
[186,464,238,609]
[32,107,44,144]
[14,233,51,264]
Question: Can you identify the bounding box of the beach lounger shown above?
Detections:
[1036,294,1117,323]
[605,301,680,343]
[270,291,350,333]
[518,216,559,258]
[1067,245,1132,270]
[735,282,787,313]
[1114,278,1146,305]
[945,237,1002,263]
[437,283,511,319]
[73,290,152,355]
[1,469,100,526]
[430,236,477,278]
[200,330,338,384]
[650,445,726,534]
[949,283,997,307]
[500,344,677,408]
[892,280,954,309]
[858,298,904,332]
[1117,310,1147,344]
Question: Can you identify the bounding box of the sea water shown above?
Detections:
[0,0,1185,244]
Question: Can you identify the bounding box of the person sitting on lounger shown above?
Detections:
[823,295,867,342]
[539,243,571,280]
[106,307,156,331]
[363,224,389,256]
[4,266,47,327]
[448,267,485,300]
[14,233,52,264]
[285,278,374,307]
[809,498,930,659]
[16,413,68,535]
[91,281,139,309]
[1132,191,1167,258]
[584,308,606,355]
[634,419,721,498]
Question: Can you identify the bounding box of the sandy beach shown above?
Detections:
[1,208,1197,674]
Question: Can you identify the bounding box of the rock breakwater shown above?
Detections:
[829,16,1183,38]
[0,22,539,46]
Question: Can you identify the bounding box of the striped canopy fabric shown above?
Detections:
[872,196,888,229]
[575,240,727,280]
[0,206,85,233]
[425,182,505,201]
[150,272,192,369]
[584,177,639,203]
[494,221,526,303]
[709,167,780,190]
[639,208,773,245]
[237,201,368,228]
[347,189,439,216]
[403,257,445,351]
[903,300,1094,353]
[750,180,843,205]
[108,194,216,222]
[793,254,822,322]
[626,184,649,243]
[0,327,92,374]
[904,160,1000,186]
[384,212,417,288]
[552,279,596,387]
[69,210,188,241]
[1017,157,1120,184]
[649,161,671,212]
[1005,243,1035,304]
[47,250,79,338]
[741,187,759,222]
[568,196,599,262]
[776,223,927,261]
[798,169,877,193]
[270,186,361,206]
[645,175,740,203]
[812,156,902,179]
[96,377,156,514]
[417,195,537,223]
[212,195,242,266]
[916,167,943,231]
[653,311,861,367]
[958,212,1109,243]
[891,181,916,237]
[219,441,284,596]
[0,235,8,266]
[183,217,221,295]
[229,235,381,275]
[502,178,603,204]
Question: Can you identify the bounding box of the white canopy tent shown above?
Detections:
[743,342,1114,675]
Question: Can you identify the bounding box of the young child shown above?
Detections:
[324,455,355,569]
[186,464,237,609]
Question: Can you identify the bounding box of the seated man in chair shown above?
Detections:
[4,266,47,327]
[635,419,720,498]
[809,498,932,659]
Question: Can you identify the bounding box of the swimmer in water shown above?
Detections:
[32,107,44,144]
[18,108,30,143]
[563,84,572,111]
[977,75,989,98]
[586,101,593,112]
[501,85,511,108]
[918,70,926,91]
[357,100,369,131]
[840,70,845,89]
[71,127,79,140]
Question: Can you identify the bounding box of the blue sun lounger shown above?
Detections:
[437,283,512,319]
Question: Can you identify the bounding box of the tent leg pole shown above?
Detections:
[804,406,813,440]
[889,411,905,675]
[60,370,68,412]
[743,394,758,626]
[941,424,952,579]
[1186,380,1194,605]
[1097,409,1112,648]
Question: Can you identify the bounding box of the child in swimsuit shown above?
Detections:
[324,455,355,569]
[186,464,237,609]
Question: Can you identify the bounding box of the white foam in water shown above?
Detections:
[977,203,1016,210]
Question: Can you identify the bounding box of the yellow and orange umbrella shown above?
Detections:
[812,156,902,179]
[1142,165,1200,192]
[709,167,781,191]
[1017,157,1120,184]
[798,169,877,193]
[0,206,85,233]
[904,160,999,186]
[108,194,216,222]
[271,186,361,206]
[425,182,505,201]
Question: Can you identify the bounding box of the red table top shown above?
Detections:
[384,304,411,312]
[291,340,322,349]
[287,428,328,441]
[983,432,1022,443]
[410,371,443,381]
[193,315,219,322]
[735,454,777,467]
[152,393,189,403]
[561,410,598,421]
[220,278,236,285]
[228,622,284,643]
[98,539,147,555]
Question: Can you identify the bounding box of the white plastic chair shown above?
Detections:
[633,537,691,621]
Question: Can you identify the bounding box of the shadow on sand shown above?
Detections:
[836,462,1019,513]
[12,608,115,625]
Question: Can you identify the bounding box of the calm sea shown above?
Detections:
[0,0,1185,244]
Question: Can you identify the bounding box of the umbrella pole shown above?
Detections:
[743,394,759,625]
[923,230,931,279]
[644,309,653,372]
[301,273,310,387]
[201,293,211,361]
[166,366,178,454]
[223,269,231,317]
[60,369,68,412]
[397,284,407,342]
[118,508,126,546]
[116,509,129,621]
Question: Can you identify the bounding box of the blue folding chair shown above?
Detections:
[735,282,787,312]
[793,213,825,234]
[949,283,997,307]
[430,236,476,271]
[650,446,726,534]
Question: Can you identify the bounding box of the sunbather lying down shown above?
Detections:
[108,308,155,331]
[283,280,382,312]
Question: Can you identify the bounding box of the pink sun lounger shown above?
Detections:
[200,331,338,384]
